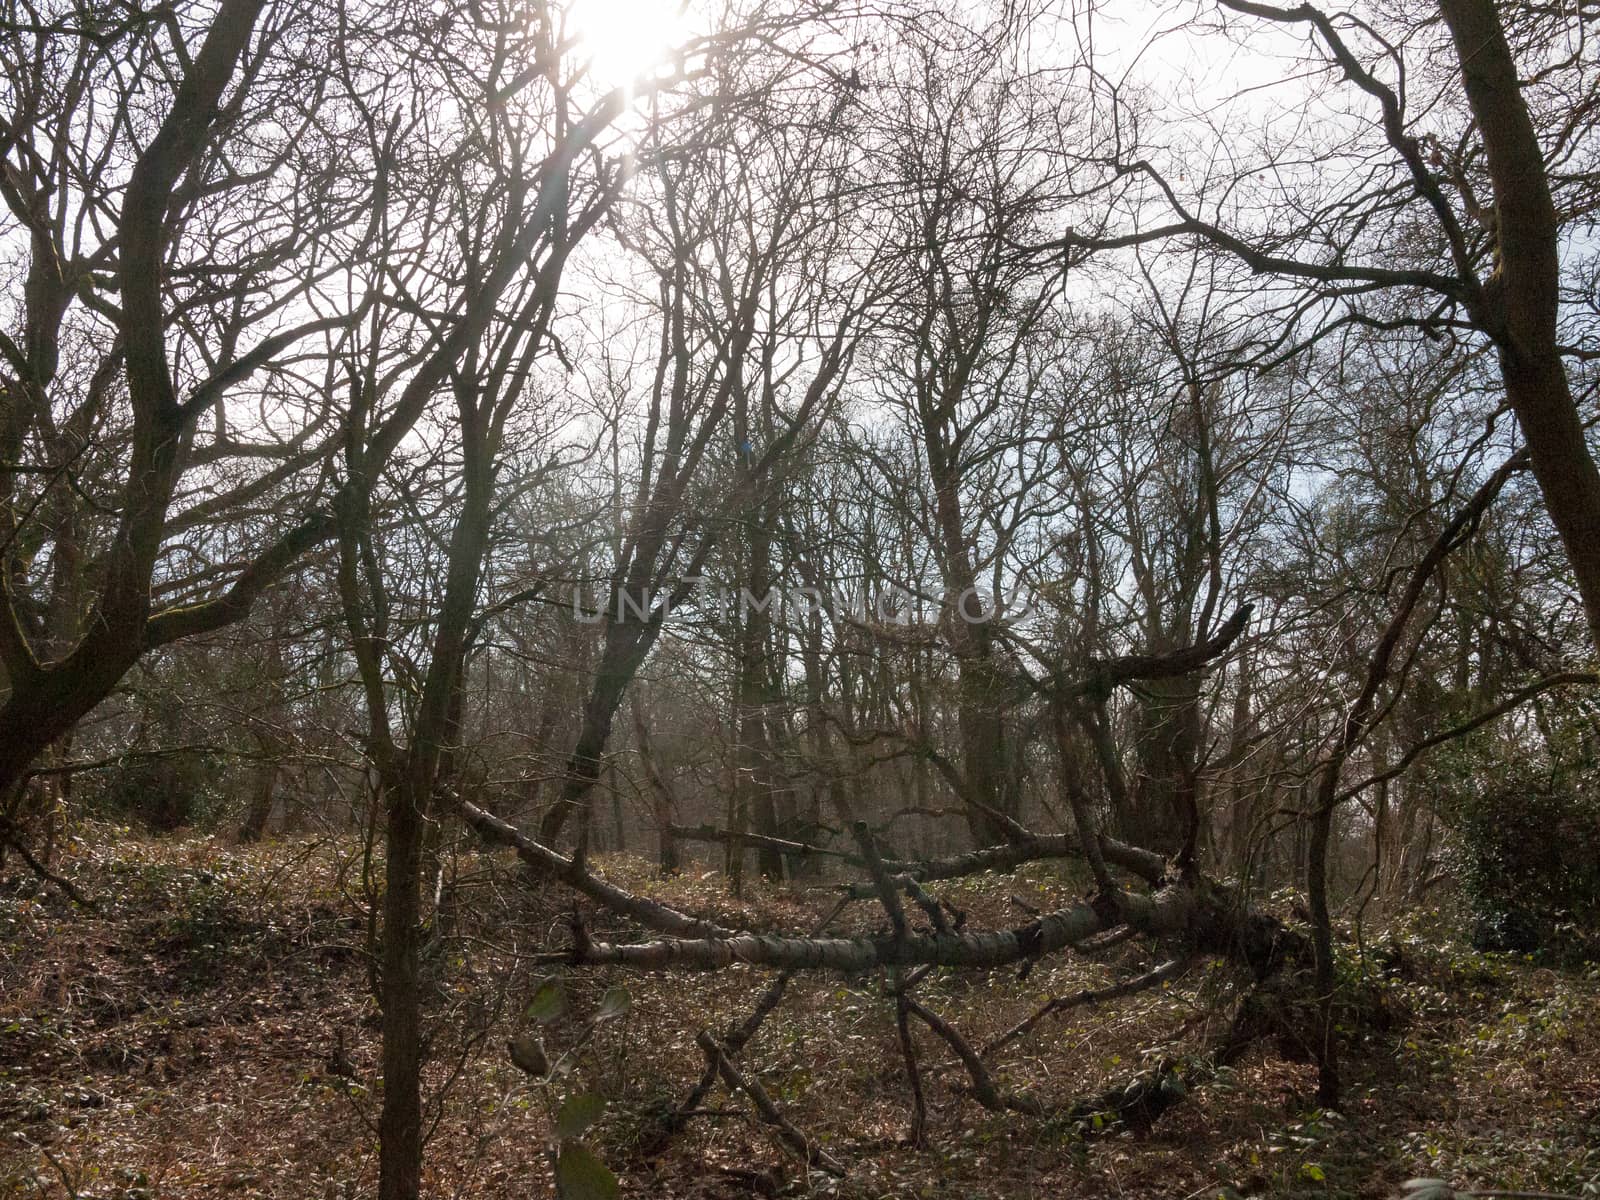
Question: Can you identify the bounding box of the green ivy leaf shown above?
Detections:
[526,978,567,1024]
[593,985,632,1022]
[556,1092,607,1139]
[556,1140,618,1200]
[507,1033,549,1077]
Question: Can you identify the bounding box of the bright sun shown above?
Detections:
[569,0,693,88]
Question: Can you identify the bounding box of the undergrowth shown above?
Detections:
[1,828,1597,1199]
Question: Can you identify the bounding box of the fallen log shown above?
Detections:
[557,877,1304,979]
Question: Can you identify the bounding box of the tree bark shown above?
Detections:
[632,699,681,874]
[1439,0,1600,655]
[0,0,273,800]
[238,751,279,844]
[736,499,786,880]
[377,767,426,1200]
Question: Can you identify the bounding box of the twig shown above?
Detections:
[982,957,1190,1058]
[661,896,852,1138]
[1,825,96,908]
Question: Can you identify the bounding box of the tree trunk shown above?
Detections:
[632,699,680,874]
[0,0,286,805]
[1440,0,1600,657]
[737,525,785,880]
[378,769,426,1200]
[1127,673,1202,860]
[955,652,1018,846]
[238,752,279,844]
[368,398,497,1199]
[539,619,652,843]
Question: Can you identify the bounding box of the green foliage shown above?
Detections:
[1427,696,1600,957]
[505,978,632,1194]
[80,750,228,832]
[1457,779,1600,942]
[556,1092,606,1139]
[555,1139,618,1200]
[525,977,568,1023]
[593,985,631,1022]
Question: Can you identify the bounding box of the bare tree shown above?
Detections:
[0,0,360,848]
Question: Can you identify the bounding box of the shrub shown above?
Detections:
[80,751,228,832]
[1429,697,1600,959]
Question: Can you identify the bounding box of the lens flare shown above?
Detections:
[569,0,691,88]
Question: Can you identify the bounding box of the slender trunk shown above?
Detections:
[522,692,558,821]
[1305,776,1339,1107]
[632,699,680,874]
[374,395,496,1199]
[737,525,784,880]
[378,768,426,1200]
[539,620,650,843]
[724,720,744,895]
[238,749,279,844]
[921,390,1016,847]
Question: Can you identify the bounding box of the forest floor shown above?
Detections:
[2,828,1598,1200]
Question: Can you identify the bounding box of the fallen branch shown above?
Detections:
[669,823,859,864]
[456,798,735,940]
[697,1031,845,1176]
[674,823,1168,894]
[851,820,909,939]
[982,957,1191,1058]
[658,897,852,1143]
[0,824,96,908]
[904,997,1043,1115]
[895,986,927,1145]
[851,832,1167,897]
